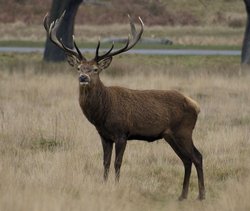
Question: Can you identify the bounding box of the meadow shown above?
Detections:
[0,53,249,210]
[0,22,244,48]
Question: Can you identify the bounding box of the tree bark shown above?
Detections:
[241,0,250,65]
[43,0,83,62]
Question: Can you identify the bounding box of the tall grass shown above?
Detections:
[0,53,249,211]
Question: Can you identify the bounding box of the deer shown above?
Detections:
[44,11,205,201]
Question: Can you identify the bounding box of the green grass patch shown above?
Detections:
[0,40,45,47]
[0,40,241,51]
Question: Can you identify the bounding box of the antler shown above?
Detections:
[44,12,144,63]
[94,15,144,62]
[43,11,86,61]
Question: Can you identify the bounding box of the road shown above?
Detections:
[0,47,241,56]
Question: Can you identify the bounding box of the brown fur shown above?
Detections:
[78,76,205,200]
[80,83,196,141]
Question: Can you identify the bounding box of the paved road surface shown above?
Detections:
[0,47,241,56]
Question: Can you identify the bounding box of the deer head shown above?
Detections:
[44,11,144,87]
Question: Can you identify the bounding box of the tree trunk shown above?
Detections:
[241,0,250,65]
[43,0,83,62]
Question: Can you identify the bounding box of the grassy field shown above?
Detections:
[0,22,244,49]
[0,53,250,211]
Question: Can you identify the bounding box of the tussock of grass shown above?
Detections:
[31,138,63,152]
[0,53,249,210]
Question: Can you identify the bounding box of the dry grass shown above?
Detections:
[0,53,249,211]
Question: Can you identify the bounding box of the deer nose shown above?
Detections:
[79,74,90,84]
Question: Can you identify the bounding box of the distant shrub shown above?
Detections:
[228,18,245,28]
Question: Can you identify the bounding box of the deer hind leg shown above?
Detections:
[114,138,127,182]
[164,133,192,200]
[193,146,205,200]
[164,131,205,200]
[101,137,113,181]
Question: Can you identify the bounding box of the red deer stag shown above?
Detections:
[44,11,205,200]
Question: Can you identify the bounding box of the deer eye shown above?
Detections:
[93,67,98,73]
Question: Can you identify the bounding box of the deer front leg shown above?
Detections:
[114,138,127,182]
[101,137,113,181]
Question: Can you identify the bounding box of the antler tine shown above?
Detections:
[94,15,144,62]
[44,11,86,61]
[125,15,144,51]
[43,13,50,32]
[104,41,115,56]
[106,37,130,57]
[95,40,115,61]
[49,11,80,58]
[46,11,66,50]
[128,14,136,37]
[73,35,86,61]
[95,39,101,61]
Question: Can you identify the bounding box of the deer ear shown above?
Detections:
[97,57,112,70]
[66,54,81,68]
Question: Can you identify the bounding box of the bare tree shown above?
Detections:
[242,0,250,65]
[43,0,83,62]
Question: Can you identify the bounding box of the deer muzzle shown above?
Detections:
[79,74,90,85]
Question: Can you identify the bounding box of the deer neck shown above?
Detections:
[79,79,110,126]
